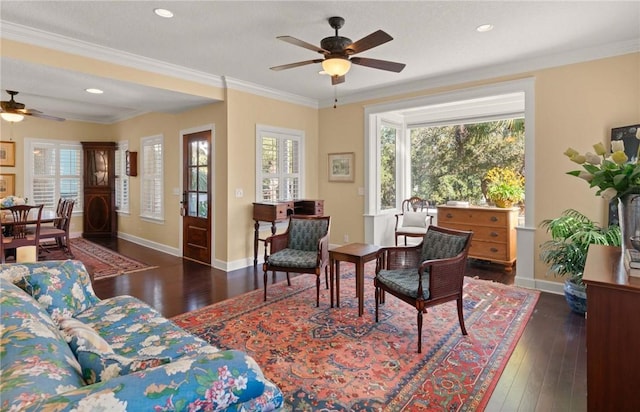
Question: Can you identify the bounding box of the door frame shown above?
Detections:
[179,124,215,265]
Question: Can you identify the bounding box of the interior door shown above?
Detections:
[182,130,211,264]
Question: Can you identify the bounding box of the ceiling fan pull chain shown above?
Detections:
[333,86,338,109]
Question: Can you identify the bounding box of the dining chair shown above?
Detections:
[1,204,44,263]
[394,196,433,245]
[374,225,473,353]
[263,215,331,306]
[39,199,75,258]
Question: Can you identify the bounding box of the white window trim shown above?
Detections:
[139,134,164,222]
[255,124,305,202]
[23,137,83,215]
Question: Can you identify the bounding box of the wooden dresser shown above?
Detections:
[437,205,518,270]
[252,200,324,265]
[583,245,640,411]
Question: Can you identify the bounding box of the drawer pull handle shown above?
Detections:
[446,213,453,218]
[490,247,499,253]
[490,216,498,222]
[490,231,499,237]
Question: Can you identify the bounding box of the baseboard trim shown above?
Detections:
[117,232,181,257]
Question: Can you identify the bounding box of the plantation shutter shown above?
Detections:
[115,143,130,213]
[257,127,302,202]
[30,141,82,213]
[140,136,163,220]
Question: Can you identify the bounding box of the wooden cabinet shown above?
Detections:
[583,245,640,411]
[252,200,324,265]
[82,142,117,238]
[437,205,518,270]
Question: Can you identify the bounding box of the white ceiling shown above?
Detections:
[1,1,639,123]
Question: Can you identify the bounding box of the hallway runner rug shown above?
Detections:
[173,264,539,411]
[43,237,157,280]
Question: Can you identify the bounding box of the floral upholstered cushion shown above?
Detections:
[288,218,329,251]
[375,268,430,300]
[59,317,113,353]
[0,278,85,411]
[74,295,219,360]
[0,260,99,324]
[420,229,468,262]
[76,349,171,384]
[267,248,318,269]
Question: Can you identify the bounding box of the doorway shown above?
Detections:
[182,130,212,264]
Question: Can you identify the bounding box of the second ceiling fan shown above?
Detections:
[270,16,406,85]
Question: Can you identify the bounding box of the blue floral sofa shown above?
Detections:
[0,260,283,411]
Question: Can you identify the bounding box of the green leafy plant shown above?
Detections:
[539,209,621,284]
[484,167,524,206]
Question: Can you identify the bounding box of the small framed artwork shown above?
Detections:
[328,152,355,182]
[0,174,15,197]
[0,141,16,167]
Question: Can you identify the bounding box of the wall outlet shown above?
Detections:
[343,234,349,243]
[358,187,364,196]
[235,188,244,198]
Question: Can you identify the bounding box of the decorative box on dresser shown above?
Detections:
[582,245,640,411]
[81,141,117,238]
[437,205,518,270]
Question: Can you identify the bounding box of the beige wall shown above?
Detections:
[318,52,640,281]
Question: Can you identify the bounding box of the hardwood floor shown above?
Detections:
[88,238,586,411]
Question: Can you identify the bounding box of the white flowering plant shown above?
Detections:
[564,129,640,201]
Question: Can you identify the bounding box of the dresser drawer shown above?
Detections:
[470,241,508,261]
[439,222,507,242]
[438,207,509,227]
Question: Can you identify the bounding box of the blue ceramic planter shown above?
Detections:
[563,278,586,315]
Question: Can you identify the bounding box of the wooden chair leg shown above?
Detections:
[417,310,423,353]
[316,275,320,307]
[263,270,268,301]
[325,266,329,289]
[375,287,380,322]
[286,272,291,286]
[457,297,468,335]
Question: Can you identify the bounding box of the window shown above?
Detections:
[379,123,399,211]
[24,139,82,214]
[115,141,130,214]
[140,135,163,221]
[255,125,304,202]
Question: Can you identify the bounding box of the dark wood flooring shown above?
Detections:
[87,238,586,412]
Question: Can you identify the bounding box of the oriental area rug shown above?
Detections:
[173,263,539,411]
[43,237,157,280]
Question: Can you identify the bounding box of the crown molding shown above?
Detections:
[223,77,318,109]
[319,38,640,108]
[0,20,225,89]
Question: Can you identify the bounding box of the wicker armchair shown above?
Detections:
[374,225,473,353]
[263,215,331,306]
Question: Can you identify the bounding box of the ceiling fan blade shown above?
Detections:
[26,111,65,122]
[331,75,345,85]
[350,57,406,73]
[346,30,393,55]
[270,59,323,71]
[277,36,329,54]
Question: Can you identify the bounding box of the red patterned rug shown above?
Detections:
[173,263,539,411]
[43,237,157,280]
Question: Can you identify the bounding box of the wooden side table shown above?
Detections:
[329,243,381,317]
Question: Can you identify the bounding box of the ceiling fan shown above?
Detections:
[1,90,65,122]
[270,16,406,85]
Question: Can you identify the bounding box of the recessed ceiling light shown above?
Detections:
[85,88,104,94]
[476,24,494,33]
[154,8,174,18]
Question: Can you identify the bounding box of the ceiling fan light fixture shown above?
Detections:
[1,112,24,122]
[322,58,351,77]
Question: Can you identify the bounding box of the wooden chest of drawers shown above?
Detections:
[437,205,519,270]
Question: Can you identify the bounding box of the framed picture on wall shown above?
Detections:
[0,141,16,167]
[608,124,640,226]
[0,174,15,198]
[328,152,355,182]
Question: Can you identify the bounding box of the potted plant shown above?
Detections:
[484,167,524,208]
[539,209,621,314]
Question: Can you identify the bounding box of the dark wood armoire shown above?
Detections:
[81,141,117,237]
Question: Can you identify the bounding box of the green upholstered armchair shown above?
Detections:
[374,225,473,353]
[263,215,331,306]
